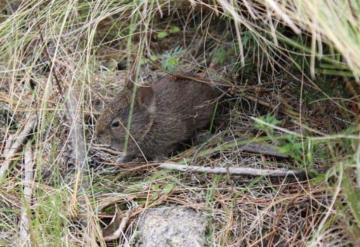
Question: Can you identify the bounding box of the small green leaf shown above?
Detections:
[212,47,227,65]
[149,54,158,62]
[151,192,159,200]
[254,114,281,135]
[163,183,175,194]
[139,57,149,65]
[152,184,160,190]
[161,56,179,72]
[157,31,168,39]
[169,25,180,33]
[343,172,360,228]
[161,47,183,73]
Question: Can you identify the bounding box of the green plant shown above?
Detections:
[160,46,183,73]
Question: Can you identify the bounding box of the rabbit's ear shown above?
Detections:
[137,85,155,112]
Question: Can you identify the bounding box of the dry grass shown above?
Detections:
[0,0,359,246]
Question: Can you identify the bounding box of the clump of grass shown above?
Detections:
[160,46,183,73]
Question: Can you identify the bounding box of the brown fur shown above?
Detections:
[95,75,219,162]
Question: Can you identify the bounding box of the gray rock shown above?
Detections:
[136,206,207,247]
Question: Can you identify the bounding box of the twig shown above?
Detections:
[236,142,288,158]
[158,162,303,177]
[3,134,14,155]
[93,144,123,155]
[0,114,37,180]
[19,142,34,246]
[356,135,360,188]
[103,209,132,242]
[38,24,63,95]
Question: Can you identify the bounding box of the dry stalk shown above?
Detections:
[82,194,107,247]
[158,162,303,177]
[0,114,37,180]
[103,209,132,242]
[67,87,88,217]
[234,142,288,158]
[18,142,34,246]
[66,89,87,165]
[356,130,360,188]
[39,29,88,216]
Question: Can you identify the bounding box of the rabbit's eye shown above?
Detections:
[111,120,121,128]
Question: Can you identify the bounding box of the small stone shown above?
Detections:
[136,206,207,247]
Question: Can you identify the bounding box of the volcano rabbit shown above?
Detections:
[95,75,219,162]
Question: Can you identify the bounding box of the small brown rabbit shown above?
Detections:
[95,75,219,162]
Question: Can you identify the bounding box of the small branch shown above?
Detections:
[237,143,288,158]
[38,26,64,95]
[356,135,360,188]
[0,114,37,180]
[19,142,34,246]
[103,209,132,242]
[3,134,14,155]
[158,162,303,177]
